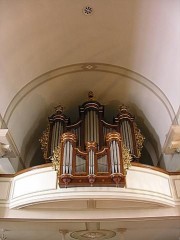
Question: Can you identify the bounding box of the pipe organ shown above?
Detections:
[40,92,144,187]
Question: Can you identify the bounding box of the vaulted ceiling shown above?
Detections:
[0,0,179,170]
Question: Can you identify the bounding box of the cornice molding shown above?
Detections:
[2,63,176,125]
[1,162,179,178]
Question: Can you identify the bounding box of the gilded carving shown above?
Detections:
[54,104,64,114]
[86,141,97,151]
[106,132,121,143]
[39,125,49,159]
[50,146,61,173]
[134,123,145,158]
[61,132,77,143]
[122,144,132,174]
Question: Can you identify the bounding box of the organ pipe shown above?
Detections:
[108,134,121,174]
[114,105,144,160]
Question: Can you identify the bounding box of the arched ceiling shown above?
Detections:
[0,0,179,170]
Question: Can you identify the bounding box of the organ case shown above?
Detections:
[40,92,144,187]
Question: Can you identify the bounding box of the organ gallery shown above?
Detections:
[40,92,144,187]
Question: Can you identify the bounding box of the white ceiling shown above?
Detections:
[0,0,179,167]
[0,218,180,240]
[0,1,180,239]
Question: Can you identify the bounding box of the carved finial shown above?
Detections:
[119,105,128,113]
[88,91,94,100]
[54,105,63,114]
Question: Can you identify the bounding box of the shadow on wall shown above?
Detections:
[0,114,3,128]
[130,103,160,167]
[139,147,154,166]
[21,119,47,168]
[30,146,44,167]
[20,95,51,168]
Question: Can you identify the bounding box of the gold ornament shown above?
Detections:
[39,125,49,159]
[122,144,132,174]
[50,146,61,174]
[134,123,145,158]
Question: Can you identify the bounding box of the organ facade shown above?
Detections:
[40,92,144,187]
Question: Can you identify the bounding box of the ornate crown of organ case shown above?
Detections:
[40,92,144,188]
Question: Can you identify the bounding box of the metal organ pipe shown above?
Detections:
[96,112,99,147]
[85,110,99,146]
[85,114,87,143]
[90,111,93,141]
[62,141,73,174]
[125,121,131,151]
[91,150,92,174]
[90,150,91,174]
[66,141,69,173]
[88,111,90,141]
[54,122,58,149]
[69,142,73,174]
[87,112,89,142]
[92,149,95,174]
[121,122,128,150]
[113,141,117,173]
[51,122,64,155]
[127,122,134,155]
[51,125,55,155]
[116,142,121,172]
[93,111,96,142]
[66,141,70,174]
[88,149,95,175]
[110,140,121,174]
[110,142,114,174]
[63,142,66,174]
[121,121,134,156]
[88,150,91,174]
[121,122,126,149]
[53,123,56,152]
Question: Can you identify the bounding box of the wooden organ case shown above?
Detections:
[40,92,144,188]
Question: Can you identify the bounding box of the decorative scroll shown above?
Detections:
[134,123,145,158]
[122,144,132,174]
[39,126,49,159]
[50,146,61,173]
